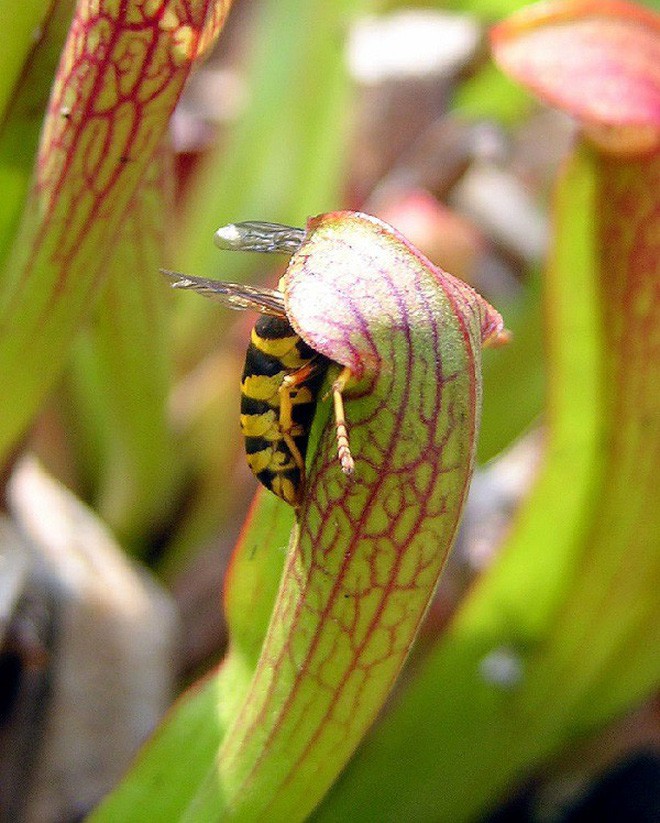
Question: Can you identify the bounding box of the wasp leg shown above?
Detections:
[332,367,355,477]
[278,363,317,475]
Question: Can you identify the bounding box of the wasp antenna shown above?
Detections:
[214,221,306,255]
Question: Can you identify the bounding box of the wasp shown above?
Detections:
[163,221,354,508]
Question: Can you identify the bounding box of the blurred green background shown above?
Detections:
[1,0,658,821]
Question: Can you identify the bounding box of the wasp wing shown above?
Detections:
[214,221,306,254]
[161,269,287,317]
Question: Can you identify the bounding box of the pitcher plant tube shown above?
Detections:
[92,210,507,821]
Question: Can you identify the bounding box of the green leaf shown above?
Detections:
[0,1,73,267]
[453,59,533,125]
[0,0,230,465]
[0,0,59,119]
[478,275,544,461]
[65,155,179,550]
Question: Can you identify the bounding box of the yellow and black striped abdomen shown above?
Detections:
[240,314,329,507]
